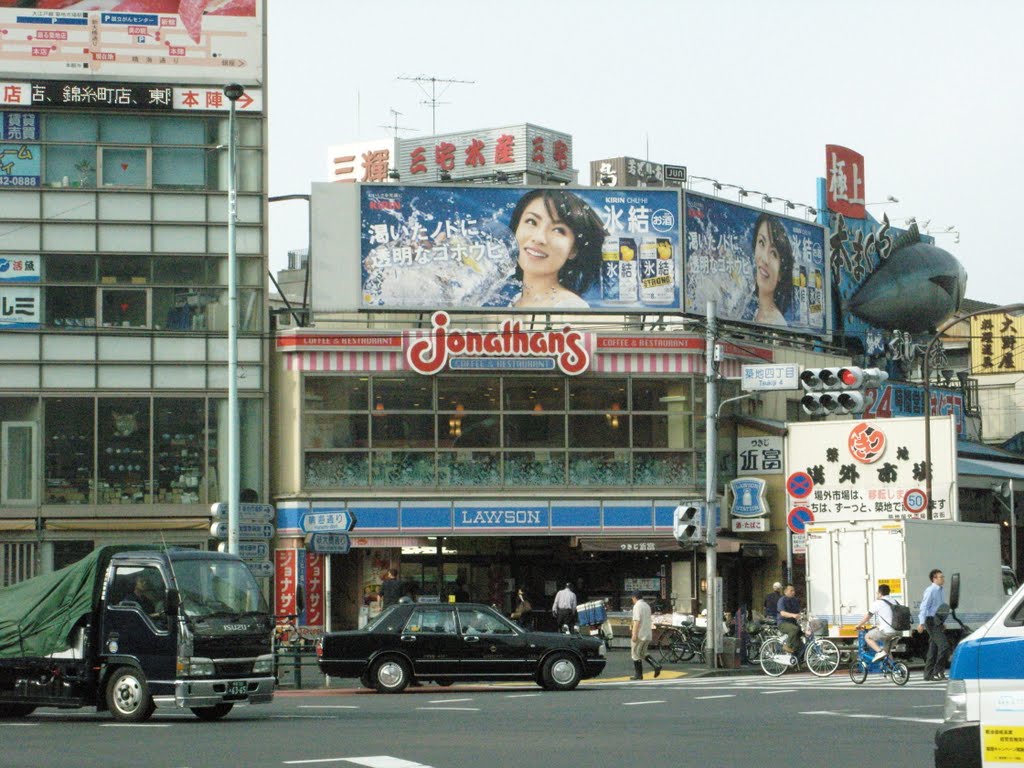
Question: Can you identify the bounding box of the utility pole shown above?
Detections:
[705,300,719,670]
[398,74,474,135]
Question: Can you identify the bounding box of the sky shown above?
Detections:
[266,0,1023,306]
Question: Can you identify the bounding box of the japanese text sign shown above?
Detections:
[971,313,1024,374]
[741,363,801,391]
[328,139,397,183]
[304,552,325,628]
[274,549,300,617]
[684,192,828,334]
[358,184,682,312]
[825,144,865,219]
[785,416,958,522]
[0,285,39,328]
[737,437,784,475]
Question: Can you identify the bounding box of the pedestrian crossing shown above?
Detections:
[609,672,948,693]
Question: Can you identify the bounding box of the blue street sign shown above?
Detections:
[209,521,274,540]
[301,509,355,533]
[787,506,814,534]
[306,533,351,555]
[209,502,275,522]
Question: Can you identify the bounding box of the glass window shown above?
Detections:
[152,288,218,331]
[45,254,95,283]
[111,564,166,628]
[210,398,262,503]
[569,415,629,448]
[99,255,150,284]
[438,414,498,449]
[458,607,515,634]
[633,452,694,486]
[101,148,148,187]
[153,117,208,145]
[372,414,434,448]
[503,377,563,411]
[153,147,205,187]
[437,377,499,411]
[153,257,207,285]
[569,378,627,411]
[504,451,565,486]
[44,398,94,504]
[2,422,36,504]
[45,146,96,188]
[100,288,148,328]
[304,414,367,449]
[305,378,367,411]
[569,452,630,486]
[438,451,499,486]
[43,114,97,142]
[99,115,151,144]
[154,398,204,505]
[633,414,693,449]
[404,607,456,634]
[98,398,150,504]
[503,414,564,448]
[45,286,95,328]
[633,378,692,411]
[372,376,432,411]
[304,452,368,488]
[371,451,435,486]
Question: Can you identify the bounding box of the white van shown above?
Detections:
[936,572,1024,768]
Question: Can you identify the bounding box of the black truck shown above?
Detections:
[0,546,274,722]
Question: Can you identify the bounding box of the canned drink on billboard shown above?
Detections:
[616,238,638,303]
[639,236,675,305]
[601,236,620,302]
[809,266,823,327]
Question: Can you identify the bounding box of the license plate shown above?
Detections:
[226,680,248,696]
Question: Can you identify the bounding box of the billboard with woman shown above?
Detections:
[684,192,829,335]
[358,185,682,312]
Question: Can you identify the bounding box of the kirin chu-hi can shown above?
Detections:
[639,236,675,305]
[615,237,639,303]
[601,235,621,302]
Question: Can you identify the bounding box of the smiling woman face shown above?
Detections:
[753,220,781,296]
[515,197,576,283]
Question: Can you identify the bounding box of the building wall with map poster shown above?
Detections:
[0,1,269,584]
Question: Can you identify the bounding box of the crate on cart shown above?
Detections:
[577,600,607,627]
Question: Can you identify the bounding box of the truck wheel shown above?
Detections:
[190,703,234,721]
[541,652,581,691]
[106,667,155,722]
[0,703,36,718]
[372,656,410,693]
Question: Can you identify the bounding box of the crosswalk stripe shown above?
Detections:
[801,710,943,725]
[285,756,431,767]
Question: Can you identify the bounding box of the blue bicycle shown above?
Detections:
[848,629,909,686]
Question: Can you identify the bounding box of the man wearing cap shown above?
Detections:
[551,582,577,632]
[630,592,662,680]
[763,581,783,622]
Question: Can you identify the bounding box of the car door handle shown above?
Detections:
[463,636,480,643]
[400,635,417,643]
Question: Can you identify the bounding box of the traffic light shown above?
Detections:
[799,367,889,416]
[674,502,705,544]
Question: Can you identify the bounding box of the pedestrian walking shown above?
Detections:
[552,582,577,632]
[630,592,662,680]
[918,568,951,681]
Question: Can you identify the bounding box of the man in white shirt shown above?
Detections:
[551,582,577,632]
[630,592,662,680]
[855,584,900,662]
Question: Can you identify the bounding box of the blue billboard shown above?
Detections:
[358,185,682,312]
[683,192,829,334]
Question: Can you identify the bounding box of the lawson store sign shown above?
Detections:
[277,499,678,537]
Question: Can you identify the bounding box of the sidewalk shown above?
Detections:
[597,646,762,682]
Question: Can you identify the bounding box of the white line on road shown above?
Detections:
[694,694,736,700]
[505,693,542,698]
[801,710,943,725]
[414,706,479,711]
[760,689,798,694]
[285,757,431,767]
[427,697,473,704]
[100,723,172,728]
[911,704,944,709]
[622,700,666,706]
[298,705,360,709]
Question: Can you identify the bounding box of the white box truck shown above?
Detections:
[805,519,1008,653]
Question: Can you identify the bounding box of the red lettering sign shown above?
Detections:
[825,144,866,218]
[274,549,299,616]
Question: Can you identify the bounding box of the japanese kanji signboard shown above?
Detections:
[970,312,1024,374]
[825,144,865,219]
[274,548,300,618]
[737,436,784,475]
[785,415,958,522]
[304,552,326,628]
[327,139,397,184]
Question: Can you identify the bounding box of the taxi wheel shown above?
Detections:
[0,703,36,718]
[542,652,581,691]
[372,656,411,693]
[359,671,373,689]
[435,679,454,687]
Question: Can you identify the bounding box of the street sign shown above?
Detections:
[903,488,929,514]
[245,560,274,578]
[301,510,355,533]
[209,521,275,540]
[238,541,269,561]
[786,471,814,499]
[741,363,801,392]
[663,164,687,186]
[209,502,275,523]
[306,532,351,555]
[787,506,815,534]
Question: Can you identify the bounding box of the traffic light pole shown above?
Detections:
[705,300,718,670]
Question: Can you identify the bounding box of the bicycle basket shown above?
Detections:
[806,617,828,637]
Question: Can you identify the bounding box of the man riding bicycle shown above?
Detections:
[777,584,802,654]
[855,584,900,662]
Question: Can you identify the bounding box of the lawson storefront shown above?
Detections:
[270,312,778,630]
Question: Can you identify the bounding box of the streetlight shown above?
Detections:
[224,82,244,555]
[923,303,1024,519]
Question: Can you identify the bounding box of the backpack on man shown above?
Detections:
[887,597,912,631]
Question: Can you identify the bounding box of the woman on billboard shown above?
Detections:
[744,212,795,326]
[507,189,605,309]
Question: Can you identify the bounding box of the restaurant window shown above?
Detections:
[305,377,368,411]
[503,377,563,411]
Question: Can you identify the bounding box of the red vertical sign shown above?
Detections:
[274,548,299,617]
[304,552,326,628]
[825,144,866,219]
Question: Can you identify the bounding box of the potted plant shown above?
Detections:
[73,158,95,187]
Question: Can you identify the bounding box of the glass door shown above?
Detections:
[2,421,37,505]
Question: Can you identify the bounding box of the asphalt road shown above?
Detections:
[5,670,946,768]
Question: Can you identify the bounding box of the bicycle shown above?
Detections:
[742,617,783,664]
[759,616,840,677]
[848,629,909,686]
[657,624,698,664]
[273,614,321,651]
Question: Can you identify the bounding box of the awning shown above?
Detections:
[576,536,744,553]
[958,458,1024,482]
[45,518,210,532]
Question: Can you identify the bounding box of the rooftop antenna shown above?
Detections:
[378,108,417,138]
[398,74,475,135]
